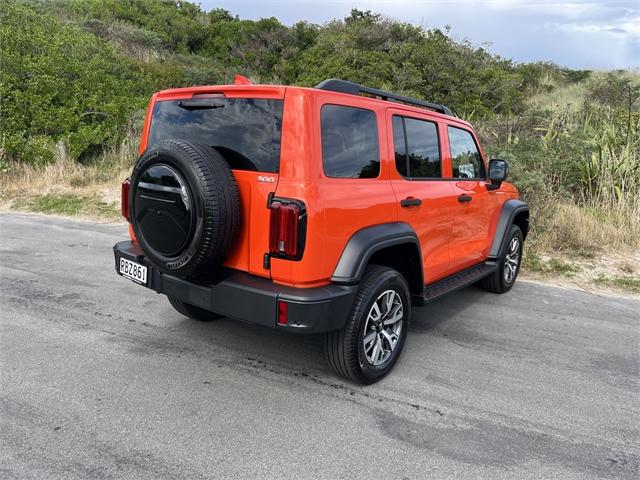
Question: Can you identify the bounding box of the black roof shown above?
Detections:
[314,78,455,117]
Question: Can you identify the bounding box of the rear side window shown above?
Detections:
[321,105,380,179]
[392,115,441,178]
[148,98,283,173]
[448,126,484,179]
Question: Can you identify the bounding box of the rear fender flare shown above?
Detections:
[331,222,423,285]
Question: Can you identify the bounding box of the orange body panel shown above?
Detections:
[135,83,519,289]
[384,107,454,284]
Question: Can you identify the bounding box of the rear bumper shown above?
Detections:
[113,241,357,333]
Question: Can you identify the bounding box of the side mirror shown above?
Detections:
[488,159,508,190]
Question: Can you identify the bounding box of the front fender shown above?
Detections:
[489,199,529,259]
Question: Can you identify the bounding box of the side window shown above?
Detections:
[392,115,441,179]
[321,105,380,178]
[448,126,484,179]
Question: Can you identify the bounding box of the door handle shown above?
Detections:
[458,194,473,203]
[400,197,422,207]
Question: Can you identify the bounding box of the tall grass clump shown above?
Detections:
[581,116,639,218]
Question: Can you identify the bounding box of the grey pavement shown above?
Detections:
[0,212,638,479]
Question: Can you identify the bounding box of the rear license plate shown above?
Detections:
[119,258,148,285]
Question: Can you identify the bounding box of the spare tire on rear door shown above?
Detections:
[129,139,241,279]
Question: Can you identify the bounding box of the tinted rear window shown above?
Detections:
[148,98,283,173]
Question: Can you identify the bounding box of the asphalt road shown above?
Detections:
[1,212,638,480]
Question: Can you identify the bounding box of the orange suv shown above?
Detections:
[114,77,529,384]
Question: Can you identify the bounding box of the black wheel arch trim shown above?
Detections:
[489,199,529,259]
[331,222,423,285]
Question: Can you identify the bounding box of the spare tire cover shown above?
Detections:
[129,139,241,279]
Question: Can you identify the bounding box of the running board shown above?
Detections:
[422,262,497,303]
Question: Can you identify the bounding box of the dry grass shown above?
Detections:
[528,81,588,115]
[529,201,640,255]
[0,134,137,214]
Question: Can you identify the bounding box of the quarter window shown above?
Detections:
[321,105,380,179]
[448,126,484,179]
[392,115,441,178]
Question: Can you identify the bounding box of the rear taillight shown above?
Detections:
[269,200,303,258]
[121,178,130,221]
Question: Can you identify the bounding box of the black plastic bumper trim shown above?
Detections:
[114,241,357,333]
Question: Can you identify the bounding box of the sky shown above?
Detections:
[199,0,639,69]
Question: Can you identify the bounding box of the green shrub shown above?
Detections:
[0,0,150,164]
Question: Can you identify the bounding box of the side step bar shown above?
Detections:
[423,262,497,303]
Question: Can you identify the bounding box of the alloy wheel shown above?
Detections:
[362,289,404,366]
[504,236,521,284]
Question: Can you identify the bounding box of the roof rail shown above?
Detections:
[314,79,455,117]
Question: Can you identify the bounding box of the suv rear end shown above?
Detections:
[142,85,285,279]
[115,81,359,333]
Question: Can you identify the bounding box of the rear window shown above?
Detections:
[148,98,283,173]
[321,104,380,179]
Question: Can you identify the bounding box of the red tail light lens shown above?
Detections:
[269,201,301,258]
[121,178,130,221]
[277,300,288,325]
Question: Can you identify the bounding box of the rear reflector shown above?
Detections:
[121,178,130,221]
[269,201,301,258]
[277,300,288,325]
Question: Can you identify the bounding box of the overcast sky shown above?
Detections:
[199,0,639,69]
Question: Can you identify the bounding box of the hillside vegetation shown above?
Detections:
[1,0,639,291]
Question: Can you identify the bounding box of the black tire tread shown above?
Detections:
[478,224,523,293]
[324,265,409,384]
[131,140,241,280]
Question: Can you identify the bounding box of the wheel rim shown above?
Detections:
[362,290,403,366]
[503,236,521,284]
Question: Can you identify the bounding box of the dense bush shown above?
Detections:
[0,0,533,166]
[0,0,152,164]
[68,0,208,53]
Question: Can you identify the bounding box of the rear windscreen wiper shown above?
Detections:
[178,100,226,110]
